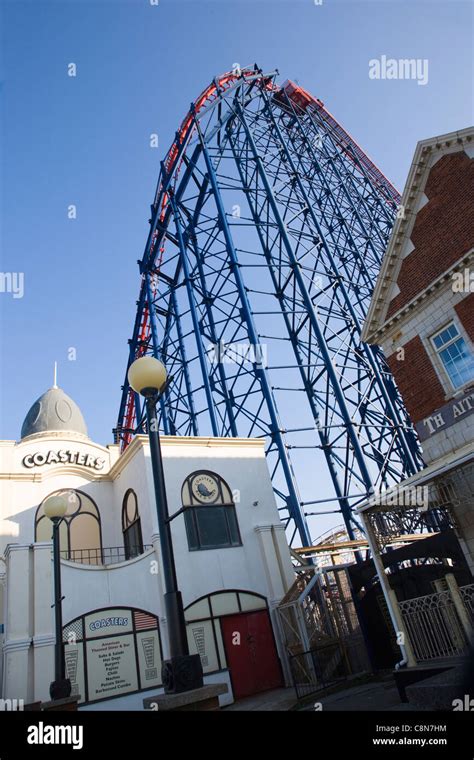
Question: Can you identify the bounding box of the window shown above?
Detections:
[122,489,143,560]
[35,490,102,563]
[431,323,474,390]
[182,471,241,551]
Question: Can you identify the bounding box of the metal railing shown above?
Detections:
[289,635,369,700]
[460,583,474,623]
[398,589,468,661]
[60,545,152,566]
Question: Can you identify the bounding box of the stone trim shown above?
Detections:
[109,434,265,479]
[368,248,474,343]
[32,634,55,649]
[3,637,32,653]
[362,127,474,342]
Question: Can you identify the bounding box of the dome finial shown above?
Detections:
[53,361,58,389]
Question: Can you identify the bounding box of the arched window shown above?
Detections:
[122,489,143,560]
[181,471,241,551]
[35,490,102,564]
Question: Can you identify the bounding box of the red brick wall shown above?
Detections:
[387,151,474,318]
[455,293,474,342]
[386,336,446,424]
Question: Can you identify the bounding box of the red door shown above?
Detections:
[221,610,283,700]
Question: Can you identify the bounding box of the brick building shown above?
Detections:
[354,127,474,674]
[361,126,473,564]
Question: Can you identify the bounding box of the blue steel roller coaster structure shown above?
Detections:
[115,66,423,547]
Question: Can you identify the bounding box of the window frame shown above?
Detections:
[430,321,474,391]
[122,489,144,560]
[35,489,103,560]
[182,471,242,552]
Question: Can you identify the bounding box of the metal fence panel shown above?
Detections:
[398,589,468,661]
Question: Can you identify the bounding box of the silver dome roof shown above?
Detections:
[21,386,88,440]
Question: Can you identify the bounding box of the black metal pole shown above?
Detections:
[49,516,71,700]
[52,517,65,683]
[145,393,189,658]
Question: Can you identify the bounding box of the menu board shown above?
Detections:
[63,607,162,703]
[86,635,138,700]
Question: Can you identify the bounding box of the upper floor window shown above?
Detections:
[182,471,241,551]
[35,489,102,563]
[431,322,474,390]
[122,489,143,560]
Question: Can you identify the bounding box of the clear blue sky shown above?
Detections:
[1,0,472,453]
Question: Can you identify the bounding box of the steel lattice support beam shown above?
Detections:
[115,67,423,546]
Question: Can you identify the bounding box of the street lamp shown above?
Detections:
[43,493,72,700]
[128,356,203,693]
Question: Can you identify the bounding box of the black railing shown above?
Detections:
[289,636,370,700]
[60,545,152,566]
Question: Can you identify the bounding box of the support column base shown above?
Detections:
[162,654,203,694]
[41,695,81,712]
[144,683,228,711]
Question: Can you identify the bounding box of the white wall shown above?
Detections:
[0,435,117,551]
[0,432,295,707]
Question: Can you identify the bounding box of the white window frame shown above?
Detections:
[430,321,474,391]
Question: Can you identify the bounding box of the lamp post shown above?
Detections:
[43,493,72,700]
[128,356,203,693]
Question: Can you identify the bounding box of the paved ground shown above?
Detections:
[222,677,428,712]
[222,687,298,711]
[298,678,417,712]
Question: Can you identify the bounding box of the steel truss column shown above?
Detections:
[145,272,170,435]
[193,105,312,545]
[275,90,420,472]
[258,90,420,477]
[116,282,148,444]
[180,181,239,436]
[170,287,199,436]
[170,194,220,437]
[233,99,375,495]
[227,130,359,540]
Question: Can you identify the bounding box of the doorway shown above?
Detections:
[221,610,282,700]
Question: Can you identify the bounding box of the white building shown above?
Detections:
[0,385,295,709]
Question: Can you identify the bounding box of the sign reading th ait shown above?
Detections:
[416,389,474,441]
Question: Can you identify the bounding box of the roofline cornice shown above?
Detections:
[362,127,474,344]
[366,248,474,344]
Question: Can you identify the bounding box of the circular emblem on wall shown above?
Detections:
[190,472,220,504]
[55,399,73,423]
[24,401,42,428]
